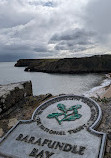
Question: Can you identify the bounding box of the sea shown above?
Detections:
[0,62,111,96]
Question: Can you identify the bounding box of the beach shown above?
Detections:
[101,85,111,98]
[84,73,111,99]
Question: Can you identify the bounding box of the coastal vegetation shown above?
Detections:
[15,55,111,74]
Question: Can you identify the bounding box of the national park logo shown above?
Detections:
[47,103,82,125]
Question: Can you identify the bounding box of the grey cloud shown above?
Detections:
[50,29,95,41]
[0,44,34,61]
[50,28,96,52]
[34,46,48,52]
[0,0,109,61]
[0,44,54,61]
[84,0,111,44]
[54,42,90,52]
[0,1,34,28]
[44,1,55,7]
[28,0,56,8]
[55,43,87,52]
[0,53,33,62]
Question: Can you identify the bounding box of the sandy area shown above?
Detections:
[89,84,111,99]
[101,85,111,98]
[93,73,111,98]
[98,73,111,98]
[85,73,111,99]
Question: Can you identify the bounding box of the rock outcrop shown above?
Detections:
[0,81,32,114]
[0,93,53,138]
[15,55,111,73]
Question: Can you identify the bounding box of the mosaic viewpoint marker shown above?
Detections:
[0,95,106,158]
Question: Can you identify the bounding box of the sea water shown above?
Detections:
[0,62,108,96]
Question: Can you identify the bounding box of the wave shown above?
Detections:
[84,75,111,98]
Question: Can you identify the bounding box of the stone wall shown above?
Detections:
[0,81,32,114]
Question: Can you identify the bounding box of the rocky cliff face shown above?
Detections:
[14,59,36,67]
[0,81,32,114]
[15,55,111,73]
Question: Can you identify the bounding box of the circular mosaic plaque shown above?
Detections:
[33,95,100,133]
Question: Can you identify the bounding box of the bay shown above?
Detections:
[0,62,104,96]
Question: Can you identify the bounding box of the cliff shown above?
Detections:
[15,55,111,73]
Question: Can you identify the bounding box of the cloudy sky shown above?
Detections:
[0,0,111,61]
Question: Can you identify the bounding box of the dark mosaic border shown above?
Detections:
[32,95,99,129]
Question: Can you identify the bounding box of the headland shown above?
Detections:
[15,55,111,73]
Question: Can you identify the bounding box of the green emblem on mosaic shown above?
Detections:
[47,104,82,125]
